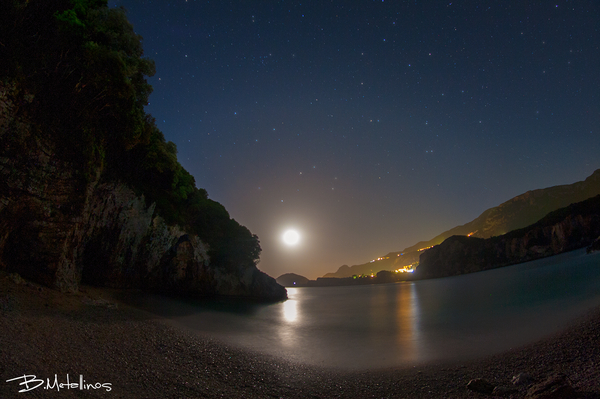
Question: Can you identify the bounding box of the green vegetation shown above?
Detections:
[0,0,261,268]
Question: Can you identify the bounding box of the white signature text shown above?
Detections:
[6,374,112,393]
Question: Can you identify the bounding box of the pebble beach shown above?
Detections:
[1,274,599,398]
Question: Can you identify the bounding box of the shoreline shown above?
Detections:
[1,275,599,398]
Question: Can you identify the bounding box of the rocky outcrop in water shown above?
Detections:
[276,273,309,287]
[0,84,286,301]
[416,195,600,279]
[587,236,600,254]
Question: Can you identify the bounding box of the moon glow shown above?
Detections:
[282,229,300,246]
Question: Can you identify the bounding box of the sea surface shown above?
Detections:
[121,248,600,369]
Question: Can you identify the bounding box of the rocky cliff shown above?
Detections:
[0,82,286,301]
[416,195,600,279]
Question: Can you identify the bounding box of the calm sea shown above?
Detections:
[121,248,600,369]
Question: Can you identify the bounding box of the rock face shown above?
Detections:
[0,85,286,301]
[416,195,600,279]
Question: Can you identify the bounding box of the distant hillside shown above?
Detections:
[416,194,600,279]
[324,169,600,278]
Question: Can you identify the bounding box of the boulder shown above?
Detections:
[512,372,533,386]
[525,373,576,399]
[587,236,600,253]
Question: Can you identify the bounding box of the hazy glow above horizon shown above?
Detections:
[112,0,600,279]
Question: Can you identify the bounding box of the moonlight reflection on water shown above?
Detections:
[123,249,600,369]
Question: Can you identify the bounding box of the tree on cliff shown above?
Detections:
[1,0,261,269]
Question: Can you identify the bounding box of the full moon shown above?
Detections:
[282,229,300,246]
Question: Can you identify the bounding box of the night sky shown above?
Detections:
[108,0,599,279]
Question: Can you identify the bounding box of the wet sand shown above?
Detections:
[1,274,599,398]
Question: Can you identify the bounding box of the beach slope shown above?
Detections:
[1,275,599,398]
